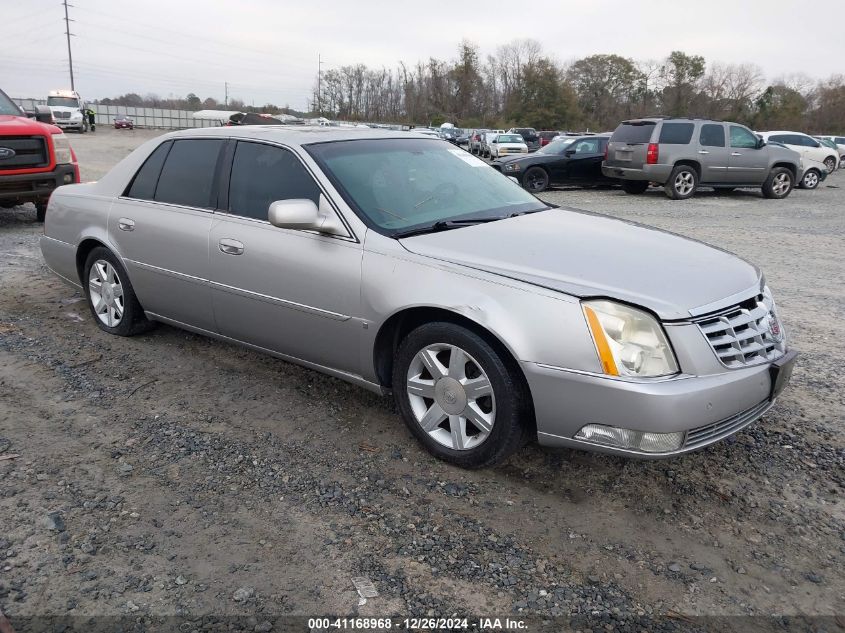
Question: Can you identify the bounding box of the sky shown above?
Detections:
[3,0,844,111]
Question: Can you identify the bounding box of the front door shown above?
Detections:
[727,125,768,184]
[208,140,363,374]
[109,138,224,332]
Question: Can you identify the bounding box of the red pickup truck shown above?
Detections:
[0,88,80,221]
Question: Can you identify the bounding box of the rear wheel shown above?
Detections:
[762,167,793,199]
[83,247,154,336]
[621,180,649,194]
[392,322,532,468]
[799,169,820,190]
[522,167,549,193]
[665,165,698,200]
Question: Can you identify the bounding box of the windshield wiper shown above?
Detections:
[392,217,502,239]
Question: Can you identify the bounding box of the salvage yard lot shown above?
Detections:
[1,129,842,627]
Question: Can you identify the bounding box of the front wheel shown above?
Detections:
[799,169,820,190]
[83,247,154,336]
[35,202,47,223]
[665,165,698,200]
[621,180,649,194]
[824,157,836,173]
[522,167,549,193]
[392,322,532,468]
[762,167,793,199]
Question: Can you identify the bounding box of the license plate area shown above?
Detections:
[615,150,632,161]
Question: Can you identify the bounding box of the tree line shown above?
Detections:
[311,40,844,132]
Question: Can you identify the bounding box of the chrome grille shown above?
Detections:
[684,399,770,449]
[53,111,71,119]
[695,290,785,368]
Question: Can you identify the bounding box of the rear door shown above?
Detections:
[727,125,767,183]
[605,121,656,168]
[696,123,730,182]
[109,138,223,331]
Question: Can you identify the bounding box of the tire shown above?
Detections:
[392,322,532,469]
[35,202,47,222]
[522,167,549,193]
[83,247,154,336]
[762,167,794,199]
[664,165,698,200]
[799,169,820,190]
[621,180,649,194]
[824,157,836,173]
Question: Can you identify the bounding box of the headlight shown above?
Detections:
[582,300,678,378]
[503,162,521,172]
[52,134,73,164]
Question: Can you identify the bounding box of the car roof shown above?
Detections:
[157,125,444,146]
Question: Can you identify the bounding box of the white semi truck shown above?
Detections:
[47,89,87,132]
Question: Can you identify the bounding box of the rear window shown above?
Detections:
[125,141,172,200]
[610,122,656,144]
[659,122,695,145]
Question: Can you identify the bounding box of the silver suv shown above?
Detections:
[602,117,802,200]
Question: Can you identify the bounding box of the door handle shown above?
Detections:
[118,218,135,231]
[731,152,742,156]
[218,238,244,255]
[698,150,709,154]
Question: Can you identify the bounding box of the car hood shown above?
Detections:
[0,115,58,134]
[399,209,761,320]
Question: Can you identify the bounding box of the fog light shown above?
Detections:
[63,173,73,183]
[575,424,684,453]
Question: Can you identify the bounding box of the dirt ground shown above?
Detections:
[0,128,842,632]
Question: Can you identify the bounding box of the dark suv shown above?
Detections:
[508,127,540,152]
[602,117,802,200]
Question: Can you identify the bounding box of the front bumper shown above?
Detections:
[0,164,77,205]
[524,350,797,457]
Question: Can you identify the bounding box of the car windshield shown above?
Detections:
[0,91,22,116]
[47,97,80,108]
[538,138,576,154]
[498,135,523,143]
[307,138,547,235]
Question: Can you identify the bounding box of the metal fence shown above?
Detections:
[12,98,224,129]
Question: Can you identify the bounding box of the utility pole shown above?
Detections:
[224,81,229,107]
[62,0,75,90]
[317,53,324,116]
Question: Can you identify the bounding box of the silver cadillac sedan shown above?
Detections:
[40,127,797,468]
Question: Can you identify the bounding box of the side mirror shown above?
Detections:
[268,195,348,237]
[565,149,575,156]
[756,136,765,149]
[26,105,54,124]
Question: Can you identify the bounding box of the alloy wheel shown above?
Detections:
[803,171,819,189]
[772,172,791,196]
[88,260,124,327]
[406,343,496,451]
[525,169,547,192]
[674,171,695,196]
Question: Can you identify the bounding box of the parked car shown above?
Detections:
[507,127,540,152]
[756,131,838,175]
[0,87,80,221]
[815,135,845,164]
[815,137,843,168]
[537,131,561,147]
[480,131,499,157]
[603,117,802,200]
[412,128,442,139]
[456,131,472,148]
[47,89,87,133]
[40,127,796,467]
[114,116,134,130]
[494,135,614,192]
[797,154,829,190]
[468,129,487,155]
[488,133,528,159]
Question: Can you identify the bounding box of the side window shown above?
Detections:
[769,134,788,144]
[658,122,694,144]
[155,139,224,208]
[699,124,725,147]
[573,139,598,153]
[228,142,321,221]
[729,126,758,149]
[125,141,171,200]
[835,137,845,145]
[800,135,819,148]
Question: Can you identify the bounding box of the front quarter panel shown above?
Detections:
[359,232,603,384]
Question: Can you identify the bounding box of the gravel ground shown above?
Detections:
[0,129,842,632]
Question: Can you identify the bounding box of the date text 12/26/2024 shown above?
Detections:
[308,617,527,630]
